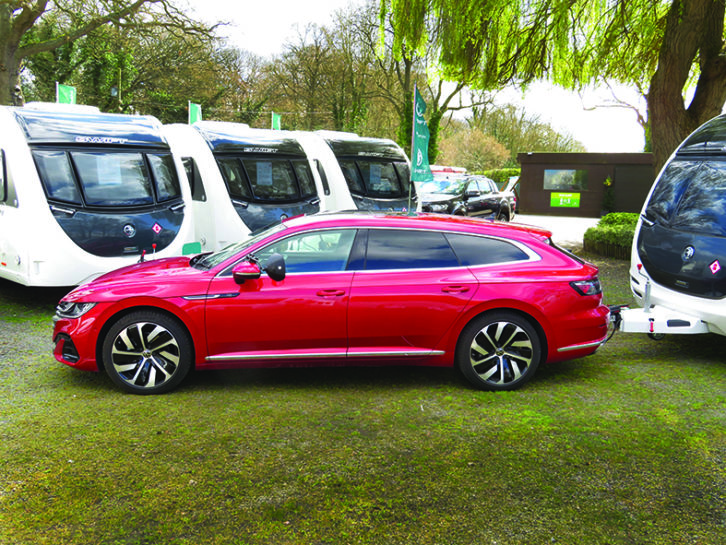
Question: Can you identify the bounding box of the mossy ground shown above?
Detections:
[0,255,723,544]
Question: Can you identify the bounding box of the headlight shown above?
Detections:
[429,203,448,212]
[55,301,97,319]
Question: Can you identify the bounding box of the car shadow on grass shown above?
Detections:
[182,365,464,394]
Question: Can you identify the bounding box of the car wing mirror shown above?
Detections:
[264,253,286,282]
[232,260,261,284]
[466,190,480,198]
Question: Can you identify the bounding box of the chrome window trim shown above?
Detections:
[216,224,542,277]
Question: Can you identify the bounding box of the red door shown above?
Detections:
[347,267,476,357]
[204,271,353,363]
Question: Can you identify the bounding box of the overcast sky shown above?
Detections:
[183,0,646,153]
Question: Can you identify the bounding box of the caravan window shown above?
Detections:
[33,149,182,208]
[33,150,82,204]
[292,160,316,198]
[242,159,298,201]
[339,159,411,199]
[72,152,154,206]
[217,156,318,203]
[0,149,6,202]
[670,160,726,237]
[148,153,181,202]
[217,157,253,199]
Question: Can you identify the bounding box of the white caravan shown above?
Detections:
[303,131,417,212]
[0,103,197,286]
[164,122,327,251]
[617,113,726,337]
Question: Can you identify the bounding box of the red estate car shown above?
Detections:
[53,212,610,394]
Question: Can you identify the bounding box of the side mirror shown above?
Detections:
[466,190,479,198]
[233,260,261,284]
[264,253,286,282]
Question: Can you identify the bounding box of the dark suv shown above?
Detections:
[420,175,513,221]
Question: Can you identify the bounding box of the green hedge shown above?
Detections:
[583,213,639,259]
[483,168,520,187]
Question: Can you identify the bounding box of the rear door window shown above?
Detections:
[364,229,459,270]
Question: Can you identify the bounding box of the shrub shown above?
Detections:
[483,168,521,187]
[598,212,639,227]
[583,213,639,259]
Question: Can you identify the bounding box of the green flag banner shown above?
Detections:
[56,83,77,104]
[271,112,281,130]
[188,102,202,124]
[411,87,433,182]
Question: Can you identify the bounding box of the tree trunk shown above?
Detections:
[647,0,726,173]
[0,5,22,105]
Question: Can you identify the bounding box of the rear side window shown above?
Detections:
[445,233,529,266]
[365,229,459,270]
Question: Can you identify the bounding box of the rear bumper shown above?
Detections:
[617,306,709,335]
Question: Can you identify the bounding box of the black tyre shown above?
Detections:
[101,311,193,394]
[456,311,542,391]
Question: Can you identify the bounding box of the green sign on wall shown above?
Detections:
[550,192,581,208]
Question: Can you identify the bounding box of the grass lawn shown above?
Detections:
[0,253,724,544]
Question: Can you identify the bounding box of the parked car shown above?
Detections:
[500,176,520,217]
[53,212,610,394]
[420,175,513,220]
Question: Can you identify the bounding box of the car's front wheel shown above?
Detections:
[101,311,193,394]
[456,311,542,391]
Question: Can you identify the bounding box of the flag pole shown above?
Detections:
[408,84,417,214]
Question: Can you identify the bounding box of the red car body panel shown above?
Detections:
[347,267,477,356]
[52,213,610,385]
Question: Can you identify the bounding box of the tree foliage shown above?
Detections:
[380,0,726,171]
[0,0,214,105]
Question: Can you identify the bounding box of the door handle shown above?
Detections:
[316,289,345,297]
[442,285,470,294]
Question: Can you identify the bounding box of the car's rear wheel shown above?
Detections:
[456,311,541,391]
[101,311,192,394]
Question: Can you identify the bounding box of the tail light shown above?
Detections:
[570,278,602,296]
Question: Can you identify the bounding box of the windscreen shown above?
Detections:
[339,159,412,199]
[216,156,316,202]
[33,149,180,207]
